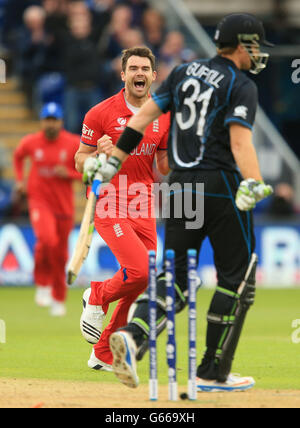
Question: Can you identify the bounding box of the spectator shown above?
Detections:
[63,8,104,133]
[51,0,70,15]
[116,0,149,27]
[159,31,196,69]
[119,27,144,49]
[43,0,69,48]
[0,0,7,40]
[142,8,166,57]
[85,0,113,42]
[86,0,116,12]
[151,59,171,92]
[17,6,48,109]
[98,4,133,60]
[1,0,40,51]
[151,32,196,92]
[30,1,69,111]
[68,0,90,20]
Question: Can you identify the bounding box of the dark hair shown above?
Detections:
[121,46,156,72]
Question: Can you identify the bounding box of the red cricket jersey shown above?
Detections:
[81,88,170,217]
[14,129,81,217]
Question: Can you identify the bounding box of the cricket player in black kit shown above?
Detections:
[85,13,274,391]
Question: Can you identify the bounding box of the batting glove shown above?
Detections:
[83,155,121,185]
[83,156,102,185]
[235,178,273,211]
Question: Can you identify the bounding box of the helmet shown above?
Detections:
[214,13,274,74]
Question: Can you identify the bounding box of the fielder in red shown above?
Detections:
[14,103,81,316]
[75,47,170,370]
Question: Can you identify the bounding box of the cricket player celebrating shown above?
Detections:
[85,14,274,390]
[75,47,170,371]
[14,103,81,316]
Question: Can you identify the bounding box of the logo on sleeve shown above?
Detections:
[233,106,248,120]
[82,124,95,139]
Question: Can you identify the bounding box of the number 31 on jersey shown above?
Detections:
[176,78,214,137]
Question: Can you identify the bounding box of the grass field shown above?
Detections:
[0,287,300,408]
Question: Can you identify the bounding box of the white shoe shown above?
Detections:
[88,349,112,372]
[35,286,52,307]
[50,300,66,317]
[109,331,139,389]
[80,288,105,344]
[197,373,255,392]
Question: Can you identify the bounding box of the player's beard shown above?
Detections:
[44,127,60,140]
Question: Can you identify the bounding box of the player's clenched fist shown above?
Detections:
[97,135,114,157]
[83,155,121,185]
[235,178,273,211]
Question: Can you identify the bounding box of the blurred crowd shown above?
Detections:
[0,0,196,134]
[0,0,299,222]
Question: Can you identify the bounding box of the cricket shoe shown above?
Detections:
[197,374,255,392]
[109,331,139,389]
[88,349,112,372]
[80,288,105,344]
[35,286,52,307]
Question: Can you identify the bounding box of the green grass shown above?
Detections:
[0,287,299,389]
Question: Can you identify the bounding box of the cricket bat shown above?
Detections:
[67,155,106,285]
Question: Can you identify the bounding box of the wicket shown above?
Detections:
[148,249,198,401]
[149,250,158,401]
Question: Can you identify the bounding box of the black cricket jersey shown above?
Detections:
[152,55,258,172]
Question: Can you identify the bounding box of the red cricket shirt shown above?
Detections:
[14,129,81,217]
[80,88,170,217]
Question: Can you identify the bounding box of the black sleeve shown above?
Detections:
[224,79,258,130]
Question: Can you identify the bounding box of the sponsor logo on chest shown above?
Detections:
[115,117,127,131]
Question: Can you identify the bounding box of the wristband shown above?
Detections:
[108,156,122,171]
[116,126,143,154]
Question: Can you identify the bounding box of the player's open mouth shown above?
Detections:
[134,81,146,89]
